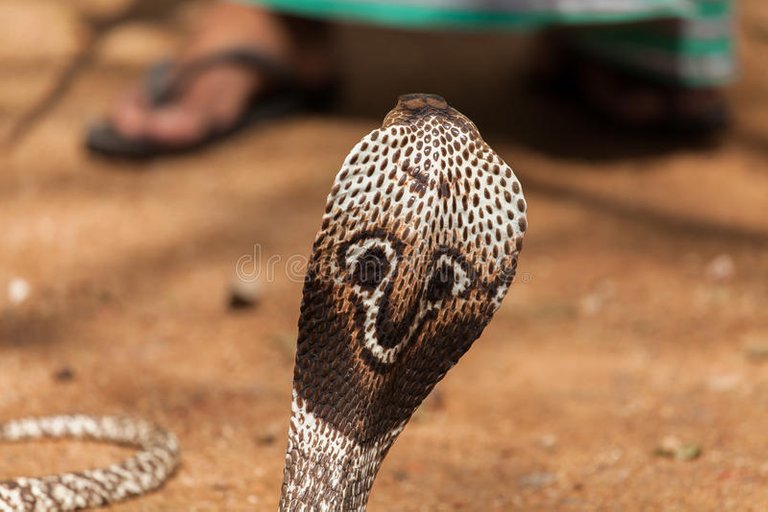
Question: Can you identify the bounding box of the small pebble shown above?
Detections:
[538,434,558,450]
[421,388,445,412]
[228,277,261,310]
[8,277,30,305]
[579,280,616,316]
[706,373,742,392]
[53,366,75,383]
[393,470,409,482]
[655,436,702,461]
[255,432,276,446]
[518,471,556,488]
[706,254,735,282]
[744,342,768,363]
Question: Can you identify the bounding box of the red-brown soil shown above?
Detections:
[1,1,767,510]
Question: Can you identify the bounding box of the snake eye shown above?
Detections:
[427,253,471,302]
[343,238,396,291]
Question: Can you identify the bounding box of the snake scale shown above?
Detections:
[1,94,526,511]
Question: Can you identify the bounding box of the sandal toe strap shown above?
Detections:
[144,48,298,108]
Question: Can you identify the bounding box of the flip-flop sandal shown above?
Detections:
[86,48,335,158]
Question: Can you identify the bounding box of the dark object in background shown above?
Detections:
[228,277,262,311]
[53,366,76,383]
[86,49,329,159]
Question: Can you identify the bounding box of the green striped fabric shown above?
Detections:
[568,1,734,86]
[240,0,734,86]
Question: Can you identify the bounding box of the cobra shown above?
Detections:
[1,94,526,511]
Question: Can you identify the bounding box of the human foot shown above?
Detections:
[89,3,334,156]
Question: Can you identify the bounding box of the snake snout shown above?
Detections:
[396,93,448,111]
[383,93,479,134]
[383,93,450,127]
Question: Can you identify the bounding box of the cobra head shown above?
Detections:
[280,94,527,510]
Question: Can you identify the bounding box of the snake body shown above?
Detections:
[280,94,526,510]
[0,415,178,511]
[0,94,525,511]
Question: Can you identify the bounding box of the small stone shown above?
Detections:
[8,277,30,305]
[98,289,114,303]
[518,471,556,488]
[180,475,196,487]
[538,434,558,450]
[53,367,75,383]
[421,388,445,412]
[579,280,616,316]
[228,277,262,310]
[393,470,409,482]
[655,436,702,461]
[706,373,742,392]
[676,444,702,461]
[579,293,603,316]
[745,345,768,361]
[743,336,768,362]
[255,432,276,446]
[221,425,235,439]
[706,254,735,282]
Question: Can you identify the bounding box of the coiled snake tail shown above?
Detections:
[0,415,179,511]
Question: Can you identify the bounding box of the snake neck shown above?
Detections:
[279,393,401,511]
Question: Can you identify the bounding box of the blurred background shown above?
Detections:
[0,0,766,510]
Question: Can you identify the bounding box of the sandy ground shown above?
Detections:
[1,1,768,510]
